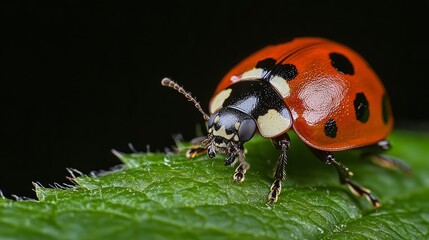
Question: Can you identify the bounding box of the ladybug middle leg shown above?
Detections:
[268,133,291,203]
[310,148,381,208]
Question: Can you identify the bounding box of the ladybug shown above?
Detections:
[162,37,410,207]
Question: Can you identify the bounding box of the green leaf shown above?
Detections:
[1,130,429,239]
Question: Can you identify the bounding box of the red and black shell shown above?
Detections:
[209,37,393,151]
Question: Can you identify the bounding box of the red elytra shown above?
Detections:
[212,37,393,151]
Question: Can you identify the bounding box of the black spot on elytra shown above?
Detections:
[256,58,276,70]
[354,93,370,123]
[382,94,391,124]
[324,118,338,138]
[256,58,298,81]
[275,64,298,80]
[329,52,354,75]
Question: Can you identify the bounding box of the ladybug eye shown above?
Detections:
[238,119,256,142]
[207,113,219,128]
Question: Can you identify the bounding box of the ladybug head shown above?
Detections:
[205,107,256,159]
[207,108,256,145]
[161,77,256,159]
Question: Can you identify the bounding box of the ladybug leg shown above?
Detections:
[185,137,211,159]
[268,133,291,204]
[224,150,238,166]
[361,140,411,175]
[311,148,381,208]
[231,143,249,183]
[186,146,207,159]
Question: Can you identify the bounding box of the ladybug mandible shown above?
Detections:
[161,37,410,207]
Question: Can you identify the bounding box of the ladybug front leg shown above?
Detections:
[268,133,291,204]
[229,143,250,183]
[310,148,381,208]
[186,146,207,159]
[185,137,210,159]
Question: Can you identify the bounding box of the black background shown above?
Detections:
[1,1,428,199]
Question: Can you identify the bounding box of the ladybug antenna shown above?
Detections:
[161,78,210,121]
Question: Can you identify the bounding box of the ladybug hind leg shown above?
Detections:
[361,140,412,175]
[310,148,381,208]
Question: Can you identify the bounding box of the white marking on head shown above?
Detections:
[234,122,240,130]
[209,89,232,114]
[213,126,234,140]
[257,109,292,138]
[234,135,239,141]
[270,76,290,98]
[214,141,228,148]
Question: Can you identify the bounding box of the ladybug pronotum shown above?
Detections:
[162,37,410,207]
